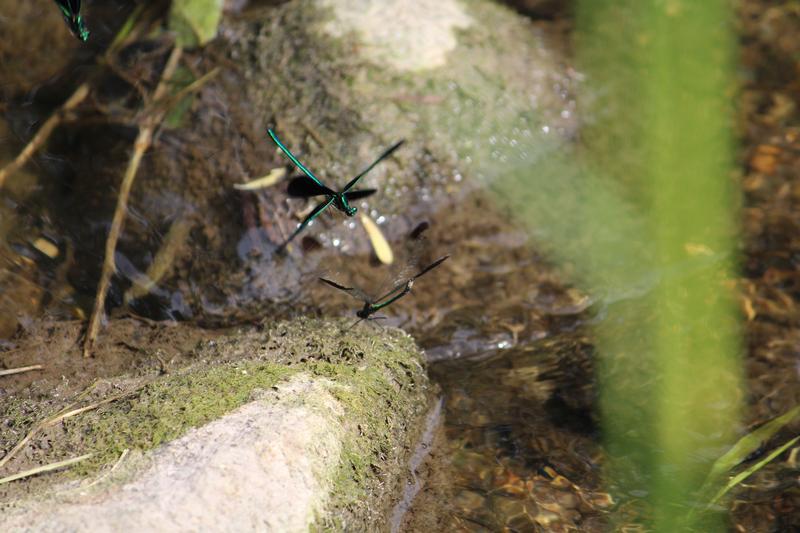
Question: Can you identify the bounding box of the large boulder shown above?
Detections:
[0,318,434,530]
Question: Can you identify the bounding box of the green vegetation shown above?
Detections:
[581,3,740,531]
[492,1,744,530]
[702,405,800,505]
[70,361,295,471]
[169,0,224,48]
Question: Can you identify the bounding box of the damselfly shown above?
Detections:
[267,129,403,249]
[319,255,449,328]
[54,0,89,42]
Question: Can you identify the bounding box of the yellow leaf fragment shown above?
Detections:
[233,167,287,191]
[360,213,393,265]
[32,238,59,258]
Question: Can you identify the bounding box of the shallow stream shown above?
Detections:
[1,1,799,531]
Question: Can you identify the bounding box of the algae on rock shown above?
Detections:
[0,317,433,530]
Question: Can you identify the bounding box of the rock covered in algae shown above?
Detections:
[0,317,433,531]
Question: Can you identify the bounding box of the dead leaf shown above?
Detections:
[233,167,286,191]
[360,213,393,265]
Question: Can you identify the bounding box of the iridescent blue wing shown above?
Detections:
[341,139,404,194]
[268,129,328,190]
[342,188,377,201]
[53,0,72,15]
[411,255,449,281]
[287,176,335,198]
[318,278,371,303]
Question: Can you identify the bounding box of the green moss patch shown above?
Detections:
[1,317,432,528]
[66,361,297,474]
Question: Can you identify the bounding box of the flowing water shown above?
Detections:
[1,1,799,531]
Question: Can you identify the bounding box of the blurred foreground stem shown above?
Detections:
[576,1,741,530]
[493,0,741,530]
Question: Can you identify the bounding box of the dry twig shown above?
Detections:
[0,364,44,377]
[0,84,90,189]
[301,120,337,160]
[0,453,94,486]
[0,385,147,471]
[85,448,129,488]
[83,46,183,358]
[0,4,159,191]
[157,67,220,115]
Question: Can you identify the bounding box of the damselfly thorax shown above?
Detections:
[333,194,357,216]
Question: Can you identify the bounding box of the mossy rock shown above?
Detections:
[0,317,433,530]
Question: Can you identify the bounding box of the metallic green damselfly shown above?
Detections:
[319,255,449,328]
[267,129,403,250]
